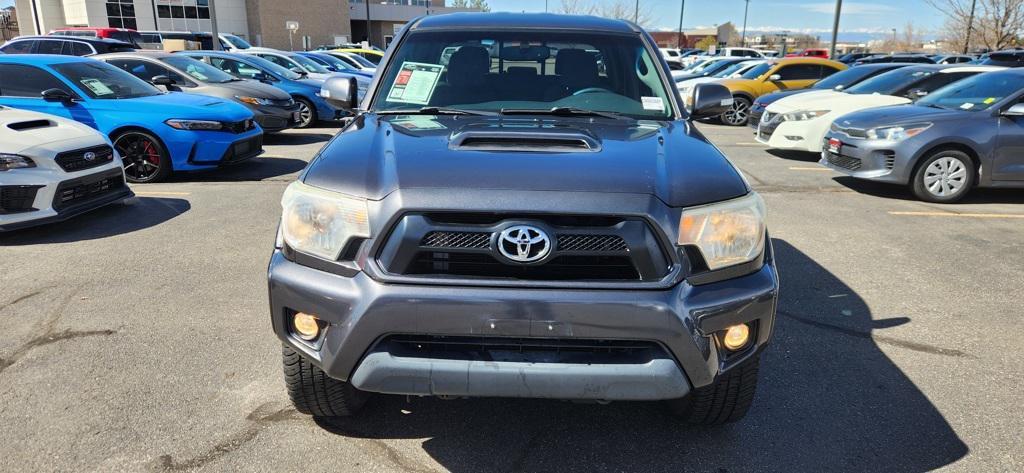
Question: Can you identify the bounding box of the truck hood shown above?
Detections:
[767,90,910,113]
[302,114,749,207]
[831,104,969,129]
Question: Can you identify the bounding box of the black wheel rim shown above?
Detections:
[115,133,162,182]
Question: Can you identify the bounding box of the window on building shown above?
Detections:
[106,0,137,30]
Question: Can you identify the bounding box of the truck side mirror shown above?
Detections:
[320,76,359,110]
[690,83,733,119]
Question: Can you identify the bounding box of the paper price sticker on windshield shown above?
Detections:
[388,62,443,105]
[642,96,665,111]
[81,78,114,96]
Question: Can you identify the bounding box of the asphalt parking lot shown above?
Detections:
[1,122,1022,473]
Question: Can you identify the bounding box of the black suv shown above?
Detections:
[0,36,135,56]
[270,13,779,425]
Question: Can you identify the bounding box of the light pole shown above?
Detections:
[365,0,372,47]
[635,0,639,23]
[677,0,686,48]
[208,0,220,50]
[963,0,977,54]
[829,0,842,59]
[741,0,750,47]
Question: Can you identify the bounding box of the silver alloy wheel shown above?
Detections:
[923,156,968,197]
[297,101,314,128]
[723,99,749,125]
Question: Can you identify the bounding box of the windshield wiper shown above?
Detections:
[377,107,497,116]
[499,107,630,120]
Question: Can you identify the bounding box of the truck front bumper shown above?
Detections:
[268,243,779,401]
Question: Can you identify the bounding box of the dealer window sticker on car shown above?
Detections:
[642,96,665,111]
[80,78,114,96]
[387,61,444,105]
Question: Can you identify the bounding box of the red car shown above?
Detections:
[50,27,143,47]
[786,48,829,59]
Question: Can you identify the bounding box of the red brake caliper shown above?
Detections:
[143,141,159,165]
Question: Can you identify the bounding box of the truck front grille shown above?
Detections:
[380,335,668,364]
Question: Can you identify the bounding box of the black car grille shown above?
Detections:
[826,152,862,171]
[379,335,668,364]
[0,185,43,214]
[269,98,295,107]
[378,213,671,283]
[224,118,257,134]
[54,145,114,172]
[882,150,896,170]
[52,170,126,211]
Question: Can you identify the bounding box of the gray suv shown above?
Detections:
[270,13,779,425]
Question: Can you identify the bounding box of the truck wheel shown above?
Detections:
[282,344,368,417]
[720,96,751,126]
[911,150,975,203]
[669,354,760,425]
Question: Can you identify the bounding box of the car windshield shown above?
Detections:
[739,62,773,79]
[916,71,1022,111]
[310,53,355,71]
[289,54,330,74]
[244,55,303,80]
[845,68,933,95]
[52,61,161,99]
[223,34,252,49]
[811,66,884,90]
[700,60,738,76]
[162,56,238,83]
[346,53,377,68]
[372,30,675,120]
[715,62,754,78]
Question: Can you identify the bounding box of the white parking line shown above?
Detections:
[788,167,832,171]
[888,211,1024,219]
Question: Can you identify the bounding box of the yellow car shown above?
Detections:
[331,48,384,65]
[716,57,847,125]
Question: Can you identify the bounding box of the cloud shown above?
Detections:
[796,2,899,15]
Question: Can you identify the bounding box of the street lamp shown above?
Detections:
[677,0,686,49]
[829,0,842,59]
[741,0,750,47]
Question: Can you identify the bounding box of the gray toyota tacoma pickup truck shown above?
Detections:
[269,12,779,425]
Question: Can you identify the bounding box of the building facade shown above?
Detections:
[348,0,478,48]
[15,0,249,40]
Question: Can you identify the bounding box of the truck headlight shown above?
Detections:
[280,180,370,260]
[0,154,36,171]
[235,95,273,106]
[678,192,767,271]
[165,119,224,131]
[782,109,830,121]
[865,123,932,141]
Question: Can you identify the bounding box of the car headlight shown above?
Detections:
[678,192,767,271]
[235,95,273,106]
[280,180,370,260]
[782,110,831,121]
[865,123,932,141]
[0,153,36,171]
[165,119,223,131]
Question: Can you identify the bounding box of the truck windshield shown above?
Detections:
[372,31,675,119]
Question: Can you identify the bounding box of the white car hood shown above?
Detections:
[676,77,718,88]
[0,107,106,154]
[766,91,911,114]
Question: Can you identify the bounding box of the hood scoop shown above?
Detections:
[7,119,55,132]
[449,129,601,153]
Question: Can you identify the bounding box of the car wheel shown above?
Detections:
[113,130,171,184]
[295,98,316,129]
[668,353,760,425]
[282,344,368,417]
[721,96,751,126]
[911,150,975,203]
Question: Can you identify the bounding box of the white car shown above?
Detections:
[0,107,131,232]
[717,47,766,58]
[756,65,1004,152]
[660,48,683,68]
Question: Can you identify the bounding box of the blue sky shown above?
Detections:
[485,1,947,37]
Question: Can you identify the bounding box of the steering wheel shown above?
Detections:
[572,87,613,96]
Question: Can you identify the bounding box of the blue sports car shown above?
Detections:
[180,51,343,128]
[0,55,262,183]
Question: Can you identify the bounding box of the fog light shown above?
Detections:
[722,324,751,351]
[292,312,321,341]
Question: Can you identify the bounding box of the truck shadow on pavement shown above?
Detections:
[166,157,309,183]
[766,148,821,162]
[832,176,1024,204]
[312,239,968,473]
[0,197,189,245]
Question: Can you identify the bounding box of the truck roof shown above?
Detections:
[413,12,639,34]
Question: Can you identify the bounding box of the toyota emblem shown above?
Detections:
[83,151,96,162]
[497,225,551,263]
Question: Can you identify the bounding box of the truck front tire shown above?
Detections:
[669,353,761,425]
[282,344,368,417]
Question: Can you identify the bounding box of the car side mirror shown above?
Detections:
[151,75,176,86]
[320,75,358,110]
[690,83,733,120]
[41,88,74,103]
[1002,103,1024,117]
[768,74,782,81]
[253,72,273,83]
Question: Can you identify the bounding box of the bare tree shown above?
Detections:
[927,0,1024,51]
[556,0,596,14]
[557,0,654,27]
